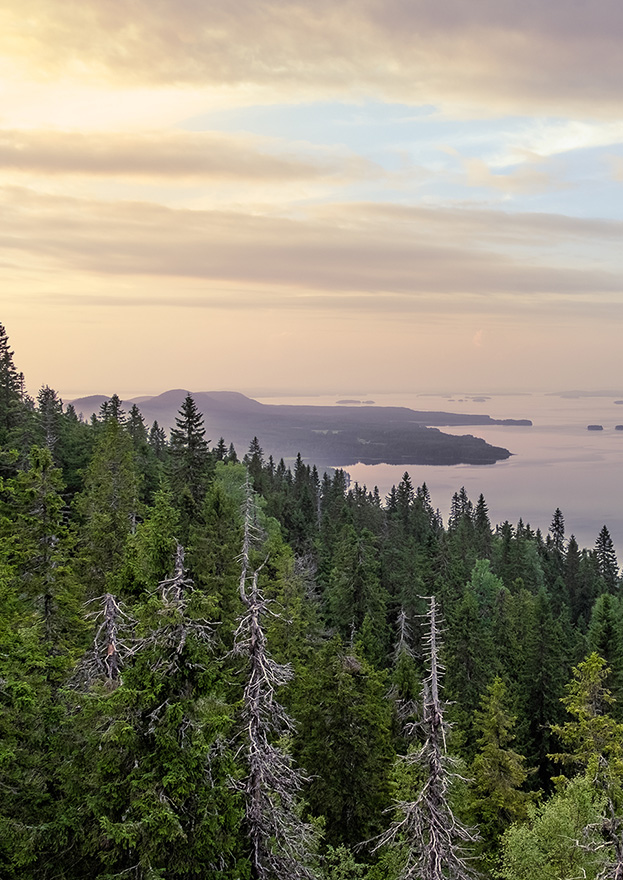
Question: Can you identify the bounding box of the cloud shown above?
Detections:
[2,187,622,307]
[610,155,623,181]
[464,157,566,195]
[0,129,378,182]
[2,0,623,116]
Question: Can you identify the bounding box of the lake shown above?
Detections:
[257,391,623,557]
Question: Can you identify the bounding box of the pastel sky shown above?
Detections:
[3,0,623,398]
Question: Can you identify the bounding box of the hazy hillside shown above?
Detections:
[70,390,529,466]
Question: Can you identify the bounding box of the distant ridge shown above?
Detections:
[69,390,526,467]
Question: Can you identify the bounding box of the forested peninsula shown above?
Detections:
[71,389,527,466]
[1,321,622,880]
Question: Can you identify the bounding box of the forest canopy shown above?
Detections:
[0,322,621,880]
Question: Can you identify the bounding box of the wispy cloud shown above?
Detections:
[0,129,379,182]
[3,187,622,304]
[3,0,623,396]
[463,157,568,195]
[3,0,623,115]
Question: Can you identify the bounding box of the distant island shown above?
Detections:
[71,390,531,467]
[335,399,376,405]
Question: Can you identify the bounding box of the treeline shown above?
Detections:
[1,322,623,879]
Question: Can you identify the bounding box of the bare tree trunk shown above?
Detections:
[374,596,478,880]
[235,472,319,880]
[71,592,133,688]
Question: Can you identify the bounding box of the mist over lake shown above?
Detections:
[258,391,623,555]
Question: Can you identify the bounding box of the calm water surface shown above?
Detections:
[257,391,623,556]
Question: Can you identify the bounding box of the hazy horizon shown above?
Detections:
[53,386,623,408]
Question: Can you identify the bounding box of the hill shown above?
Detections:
[70,390,528,466]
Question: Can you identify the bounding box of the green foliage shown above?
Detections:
[120,485,180,596]
[58,570,244,878]
[3,327,623,873]
[168,394,213,536]
[293,639,393,848]
[551,652,623,790]
[469,677,532,865]
[326,525,389,655]
[74,417,140,595]
[322,845,371,879]
[499,776,606,880]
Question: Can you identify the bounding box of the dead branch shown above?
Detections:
[373,595,478,880]
[234,472,319,880]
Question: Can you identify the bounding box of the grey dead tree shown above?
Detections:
[136,541,213,674]
[71,592,134,688]
[72,543,211,693]
[373,595,478,880]
[234,471,319,880]
[128,540,218,741]
[389,607,419,724]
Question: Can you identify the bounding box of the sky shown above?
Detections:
[2,0,623,399]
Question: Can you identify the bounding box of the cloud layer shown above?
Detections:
[4,186,622,303]
[3,0,623,114]
[2,0,623,397]
[0,129,377,182]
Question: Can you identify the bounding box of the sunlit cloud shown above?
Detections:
[2,0,623,399]
[3,187,622,302]
[0,128,379,183]
[463,157,567,195]
[2,0,623,116]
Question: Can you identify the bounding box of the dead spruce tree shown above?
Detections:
[71,591,135,688]
[374,595,478,880]
[234,471,319,880]
[65,542,241,878]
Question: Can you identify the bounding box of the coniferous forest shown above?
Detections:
[2,321,623,880]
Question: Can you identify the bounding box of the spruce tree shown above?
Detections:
[469,677,531,866]
[550,653,623,879]
[235,474,320,879]
[0,322,20,441]
[595,525,619,593]
[169,393,212,535]
[373,596,478,880]
[74,416,140,595]
[61,544,243,879]
[293,636,393,849]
